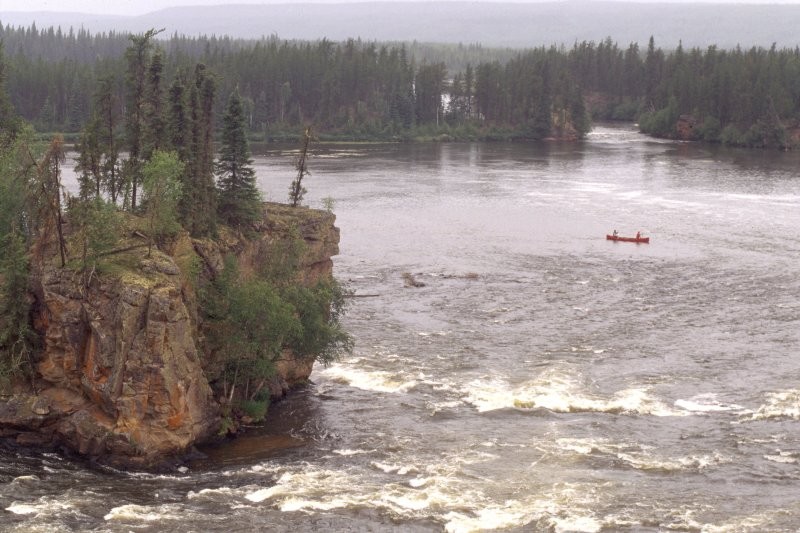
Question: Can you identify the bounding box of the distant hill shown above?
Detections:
[4,2,800,49]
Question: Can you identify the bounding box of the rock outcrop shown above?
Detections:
[676,114,697,140]
[0,202,339,468]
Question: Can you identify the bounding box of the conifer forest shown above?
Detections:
[3,23,800,147]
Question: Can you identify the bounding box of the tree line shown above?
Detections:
[5,24,800,146]
[0,23,589,140]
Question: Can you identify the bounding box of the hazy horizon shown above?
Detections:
[3,0,800,17]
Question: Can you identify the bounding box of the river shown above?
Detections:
[3,123,800,531]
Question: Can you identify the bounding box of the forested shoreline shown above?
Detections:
[3,23,800,147]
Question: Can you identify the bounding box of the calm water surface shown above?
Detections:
[3,124,800,531]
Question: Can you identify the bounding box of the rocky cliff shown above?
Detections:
[0,202,339,468]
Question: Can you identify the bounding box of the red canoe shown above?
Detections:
[606,234,650,244]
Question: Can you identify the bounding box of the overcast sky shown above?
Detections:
[2,0,797,17]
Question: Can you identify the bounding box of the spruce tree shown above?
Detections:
[0,42,20,144]
[184,64,217,236]
[141,150,184,256]
[289,127,311,207]
[96,78,123,205]
[216,89,261,228]
[75,115,103,199]
[77,77,123,204]
[143,48,166,159]
[124,29,161,211]
[167,74,188,159]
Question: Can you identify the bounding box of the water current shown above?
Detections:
[3,124,800,531]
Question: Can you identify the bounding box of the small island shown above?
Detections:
[0,32,350,468]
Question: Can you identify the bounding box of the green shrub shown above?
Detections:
[720,124,743,146]
[238,398,270,422]
[697,116,722,142]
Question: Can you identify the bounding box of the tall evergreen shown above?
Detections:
[75,115,103,199]
[216,89,261,228]
[181,64,217,236]
[167,74,188,159]
[76,77,123,204]
[0,41,19,144]
[96,78,124,205]
[143,48,166,159]
[124,29,161,211]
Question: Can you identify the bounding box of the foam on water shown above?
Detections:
[333,448,373,456]
[245,468,358,506]
[763,451,798,464]
[370,461,417,475]
[235,450,606,529]
[747,389,800,420]
[675,393,746,413]
[104,504,185,522]
[699,507,798,532]
[11,475,40,483]
[6,499,73,517]
[443,482,602,533]
[557,438,730,472]
[187,487,237,500]
[319,364,417,393]
[463,368,682,416]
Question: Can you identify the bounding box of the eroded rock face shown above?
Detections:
[19,256,219,468]
[0,203,339,468]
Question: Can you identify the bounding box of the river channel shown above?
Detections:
[3,123,800,531]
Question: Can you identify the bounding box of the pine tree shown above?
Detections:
[141,150,184,256]
[0,42,19,144]
[216,89,261,228]
[96,78,124,205]
[167,74,188,159]
[181,63,217,236]
[0,130,36,381]
[124,29,161,211]
[143,48,166,159]
[289,127,311,207]
[75,115,103,199]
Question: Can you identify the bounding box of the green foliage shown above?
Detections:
[320,197,336,212]
[141,150,184,254]
[202,255,298,401]
[281,278,354,366]
[255,227,305,286]
[697,116,722,142]
[289,127,311,207]
[638,96,679,137]
[238,398,270,422]
[0,231,36,382]
[0,41,20,142]
[12,24,800,148]
[0,132,36,381]
[202,232,352,407]
[125,29,163,211]
[216,89,261,228]
[610,100,641,121]
[66,197,122,273]
[217,414,235,436]
[180,64,218,237]
[720,124,744,146]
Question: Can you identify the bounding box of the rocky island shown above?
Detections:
[0,202,342,469]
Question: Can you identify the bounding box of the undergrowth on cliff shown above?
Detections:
[65,198,122,276]
[0,129,38,387]
[201,229,352,418]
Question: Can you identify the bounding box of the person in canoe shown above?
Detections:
[612,229,619,237]
[636,231,640,239]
